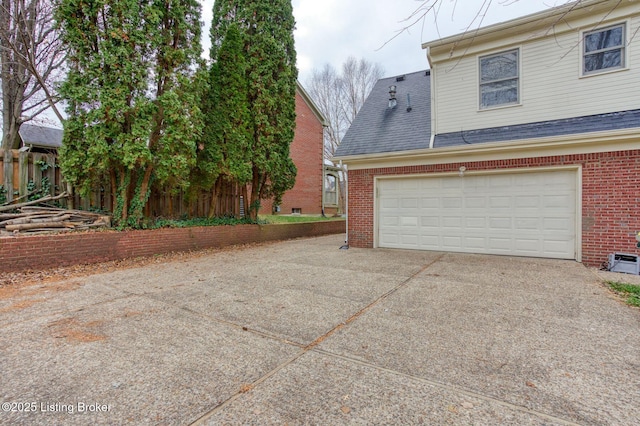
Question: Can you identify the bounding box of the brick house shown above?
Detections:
[334,0,640,266]
[260,82,328,215]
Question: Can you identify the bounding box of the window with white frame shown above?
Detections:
[583,23,625,75]
[479,49,519,109]
[324,174,338,206]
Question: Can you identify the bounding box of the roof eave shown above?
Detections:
[334,128,640,168]
[296,81,328,127]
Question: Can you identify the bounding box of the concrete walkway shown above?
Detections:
[1,235,638,425]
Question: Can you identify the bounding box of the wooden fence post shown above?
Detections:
[18,151,29,197]
[3,149,14,203]
[45,154,55,196]
[32,153,44,192]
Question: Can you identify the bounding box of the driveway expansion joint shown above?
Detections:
[190,254,445,425]
[311,347,583,426]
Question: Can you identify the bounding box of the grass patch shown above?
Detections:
[259,215,344,224]
[607,281,640,307]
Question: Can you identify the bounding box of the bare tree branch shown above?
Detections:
[1,0,66,152]
[307,57,383,160]
[1,0,65,203]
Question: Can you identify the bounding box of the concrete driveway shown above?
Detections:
[1,235,638,425]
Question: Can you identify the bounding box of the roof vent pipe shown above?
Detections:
[388,85,397,108]
[406,93,412,112]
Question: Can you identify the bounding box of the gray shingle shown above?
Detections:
[335,70,431,157]
[19,123,63,149]
[434,109,640,148]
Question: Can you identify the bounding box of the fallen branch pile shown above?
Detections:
[0,204,111,236]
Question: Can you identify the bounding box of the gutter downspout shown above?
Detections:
[339,159,348,249]
[321,126,326,217]
[427,49,436,150]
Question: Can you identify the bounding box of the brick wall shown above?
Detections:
[347,150,640,266]
[261,91,324,215]
[0,221,345,272]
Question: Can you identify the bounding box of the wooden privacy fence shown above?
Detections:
[1,149,242,218]
[1,149,61,203]
[147,182,245,218]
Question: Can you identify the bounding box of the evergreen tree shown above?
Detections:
[56,0,203,227]
[210,0,297,220]
[197,23,252,216]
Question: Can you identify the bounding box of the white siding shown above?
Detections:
[432,13,640,135]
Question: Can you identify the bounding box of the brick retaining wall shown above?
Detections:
[0,221,345,272]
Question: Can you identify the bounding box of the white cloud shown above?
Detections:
[200,0,563,83]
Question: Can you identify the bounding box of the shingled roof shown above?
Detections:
[19,123,63,149]
[434,109,640,148]
[335,70,431,158]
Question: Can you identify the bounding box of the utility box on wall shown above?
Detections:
[608,253,640,275]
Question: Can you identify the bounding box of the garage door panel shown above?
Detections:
[420,216,439,227]
[488,238,513,251]
[421,197,439,208]
[400,216,418,226]
[489,217,512,229]
[489,196,513,208]
[543,217,572,230]
[542,172,573,186]
[442,236,463,248]
[419,235,440,247]
[514,238,541,252]
[443,216,463,228]
[544,194,573,208]
[399,233,419,246]
[405,181,421,191]
[465,237,486,249]
[487,175,511,187]
[442,197,462,208]
[401,198,419,208]
[377,170,577,259]
[543,240,573,255]
[465,217,486,228]
[515,196,539,208]
[465,197,486,208]
[379,232,399,245]
[381,216,399,226]
[514,218,540,230]
[442,179,463,189]
[381,197,399,209]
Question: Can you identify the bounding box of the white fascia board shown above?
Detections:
[336,128,639,170]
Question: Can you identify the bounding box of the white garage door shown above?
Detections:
[377,169,577,259]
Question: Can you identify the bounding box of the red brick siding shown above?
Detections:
[347,150,640,266]
[261,91,324,215]
[0,221,345,272]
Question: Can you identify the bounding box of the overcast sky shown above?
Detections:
[201,0,566,85]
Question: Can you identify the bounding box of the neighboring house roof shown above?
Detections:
[19,123,63,149]
[435,109,640,149]
[296,81,328,127]
[335,70,431,158]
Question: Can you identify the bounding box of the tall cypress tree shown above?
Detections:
[197,23,252,216]
[210,0,297,220]
[56,0,203,227]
